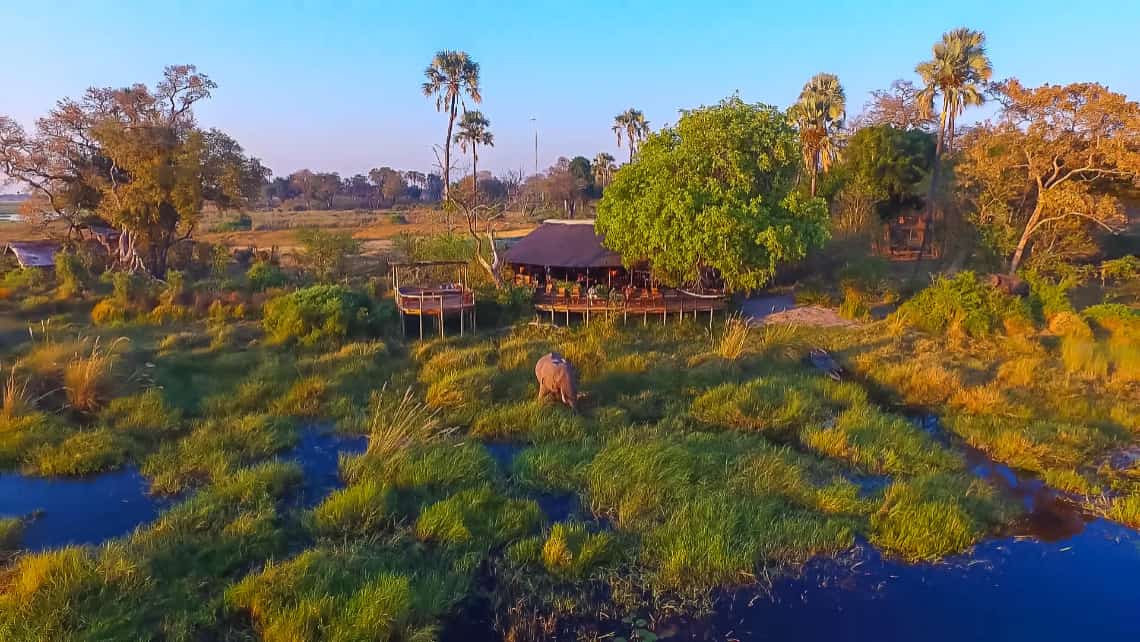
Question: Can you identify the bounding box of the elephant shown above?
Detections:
[535,352,579,411]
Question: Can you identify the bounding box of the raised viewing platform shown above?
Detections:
[390,260,477,338]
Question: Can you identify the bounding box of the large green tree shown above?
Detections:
[422,50,481,203]
[790,73,846,197]
[596,97,829,292]
[0,65,265,276]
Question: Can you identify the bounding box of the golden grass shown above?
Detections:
[715,314,751,361]
[2,364,33,418]
[63,337,127,413]
[365,384,447,460]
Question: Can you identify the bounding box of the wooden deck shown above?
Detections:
[395,287,476,338]
[534,290,727,325]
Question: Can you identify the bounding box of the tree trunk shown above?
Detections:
[810,165,817,198]
[472,149,478,208]
[443,97,456,232]
[1009,199,1044,274]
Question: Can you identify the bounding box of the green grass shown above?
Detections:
[1,263,1136,637]
[869,473,1017,561]
[0,517,22,552]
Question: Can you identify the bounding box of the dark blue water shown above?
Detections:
[0,467,169,551]
[285,429,368,507]
[711,520,1140,640]
[0,429,370,552]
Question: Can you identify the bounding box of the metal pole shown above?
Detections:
[439,296,444,338]
[530,116,538,175]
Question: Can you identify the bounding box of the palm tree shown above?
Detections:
[914,28,992,259]
[592,152,616,189]
[422,50,481,201]
[916,27,992,157]
[612,109,650,162]
[790,73,846,197]
[454,111,494,207]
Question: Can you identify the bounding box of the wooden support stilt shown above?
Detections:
[419,310,424,340]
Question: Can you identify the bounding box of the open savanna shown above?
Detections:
[0,250,1137,640]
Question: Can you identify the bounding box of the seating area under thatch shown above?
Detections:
[504,219,726,324]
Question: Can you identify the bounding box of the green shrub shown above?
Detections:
[1025,271,1075,320]
[897,271,1031,338]
[53,252,89,298]
[295,228,361,280]
[246,260,288,291]
[1099,255,1140,284]
[1,267,46,292]
[262,285,389,346]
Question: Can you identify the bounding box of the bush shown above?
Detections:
[897,271,1031,338]
[53,252,89,298]
[246,260,288,291]
[262,285,389,346]
[295,228,361,280]
[2,267,46,292]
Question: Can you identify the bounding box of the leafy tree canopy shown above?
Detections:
[841,125,935,219]
[957,79,1140,273]
[596,96,829,292]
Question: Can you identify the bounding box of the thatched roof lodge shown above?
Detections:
[504,219,622,274]
[504,219,726,324]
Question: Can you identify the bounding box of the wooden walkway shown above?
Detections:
[534,291,727,325]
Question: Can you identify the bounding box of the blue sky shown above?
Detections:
[2,0,1139,181]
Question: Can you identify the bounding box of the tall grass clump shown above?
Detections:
[508,522,618,581]
[311,479,397,537]
[365,384,446,460]
[2,363,34,418]
[0,517,22,552]
[715,314,751,360]
[897,271,1031,338]
[870,472,1016,561]
[63,337,126,413]
[415,484,542,549]
[227,544,463,642]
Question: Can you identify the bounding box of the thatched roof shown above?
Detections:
[504,220,623,269]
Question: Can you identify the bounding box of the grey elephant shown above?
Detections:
[535,352,579,411]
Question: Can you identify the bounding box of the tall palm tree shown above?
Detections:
[916,27,992,157]
[592,152,616,189]
[422,50,481,201]
[914,28,992,259]
[612,109,650,162]
[454,111,494,207]
[790,73,846,197]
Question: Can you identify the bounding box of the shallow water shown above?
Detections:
[0,428,369,552]
[0,467,170,551]
[285,429,368,508]
[703,520,1140,641]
